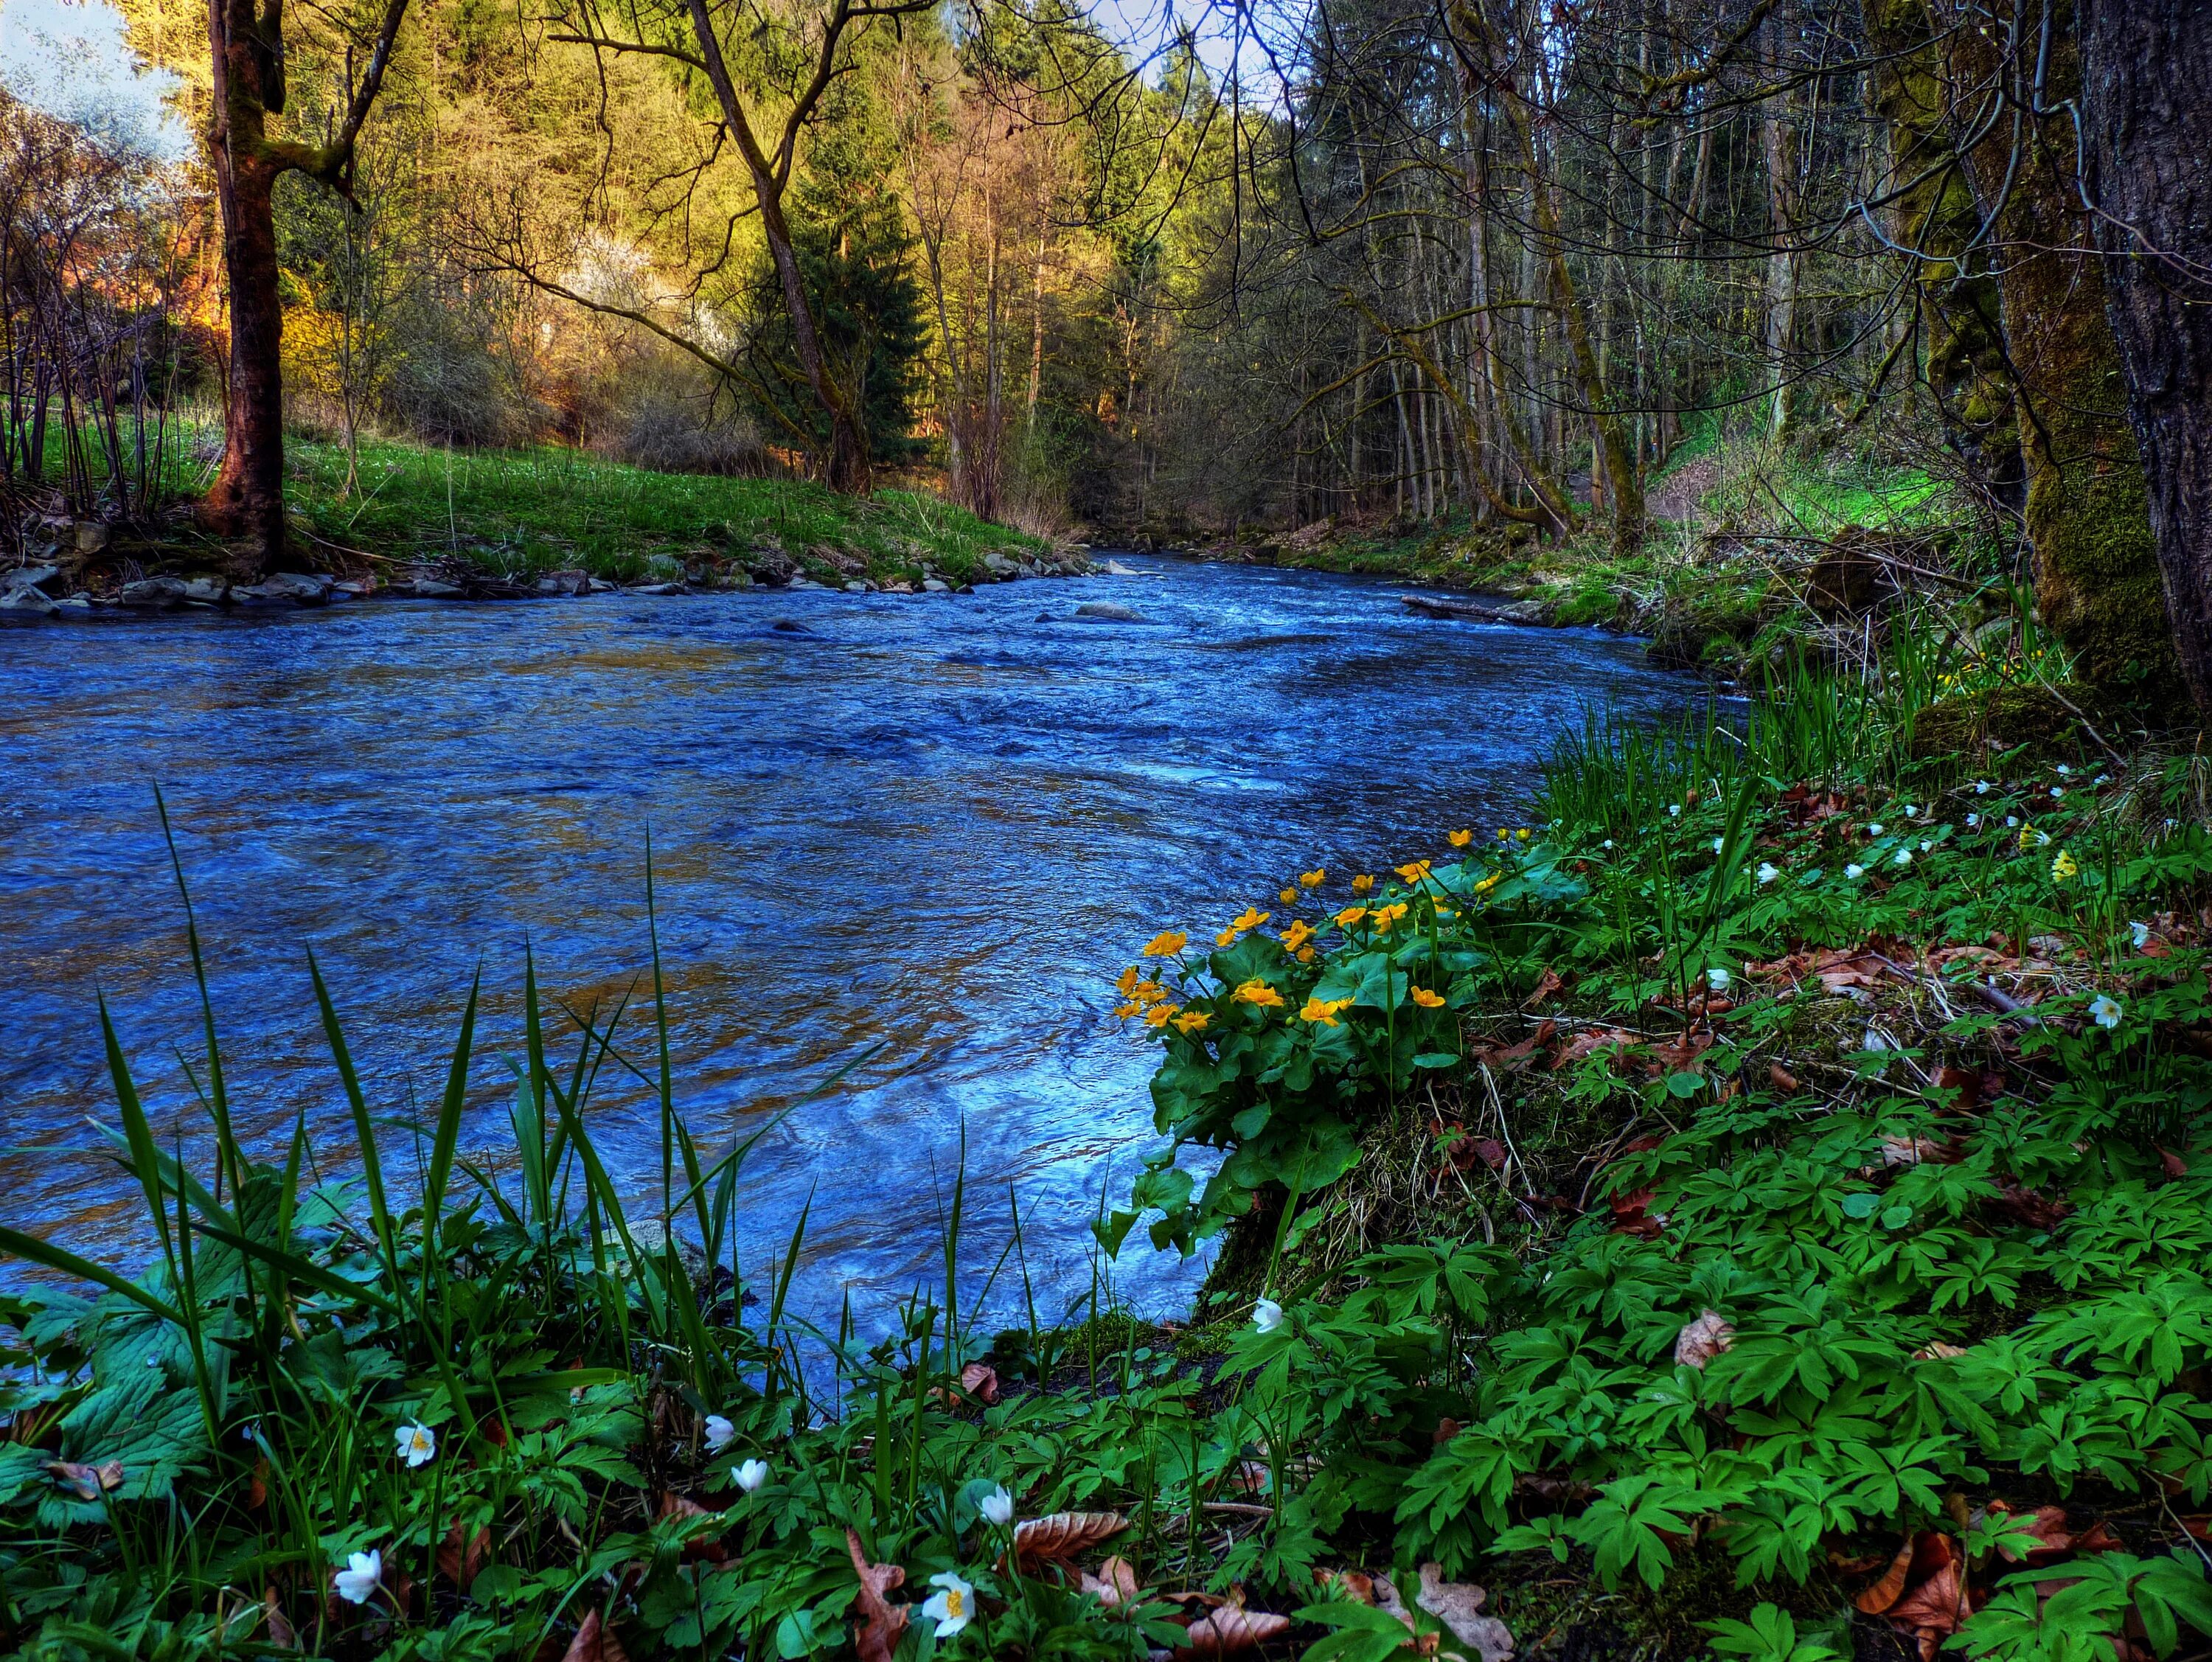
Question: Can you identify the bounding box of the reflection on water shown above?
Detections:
[0,555,1693,1327]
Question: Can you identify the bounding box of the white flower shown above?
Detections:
[1253,1296,1285,1333]
[1706,967,1731,992]
[2130,921,2151,949]
[1712,836,1725,854]
[2036,830,2052,846]
[1602,839,1615,849]
[1920,840,1933,852]
[1846,863,1865,880]
[2056,764,2071,776]
[1893,849,1912,866]
[1905,804,1918,818]
[1669,804,1682,818]
[703,1414,735,1454]
[2090,994,2123,1030]
[922,1571,975,1638]
[2095,774,2110,786]
[395,1422,436,1468]
[1869,822,1884,836]
[334,1549,383,1607]
[2006,816,2020,827]
[980,1484,1015,1527]
[735,1458,769,1493]
[1975,780,1991,794]
[1756,862,1778,885]
[2051,786,2065,799]
[1967,813,1980,828]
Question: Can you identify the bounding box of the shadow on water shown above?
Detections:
[0,554,1698,1329]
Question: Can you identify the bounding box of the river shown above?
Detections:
[0,555,1694,1328]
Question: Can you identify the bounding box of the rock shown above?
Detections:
[587,577,619,594]
[73,521,111,554]
[0,585,57,615]
[787,576,824,590]
[845,581,868,594]
[536,569,590,597]
[1102,559,1144,576]
[181,576,229,604]
[983,552,1020,577]
[922,577,951,593]
[331,580,374,599]
[1074,601,1144,622]
[264,571,333,605]
[410,579,465,599]
[772,619,812,633]
[1806,529,1887,619]
[119,577,189,608]
[631,581,687,596]
[1034,611,1053,622]
[3,564,62,594]
[52,594,90,611]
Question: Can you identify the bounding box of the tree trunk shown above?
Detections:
[200,155,288,568]
[1935,0,2175,691]
[2079,0,2212,709]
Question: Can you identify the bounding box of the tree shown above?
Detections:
[198,0,413,574]
[2079,0,2212,709]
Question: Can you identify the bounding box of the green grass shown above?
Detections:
[288,435,1049,586]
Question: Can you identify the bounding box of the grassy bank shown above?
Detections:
[6,625,2212,1661]
[1189,445,1980,681]
[28,423,1060,593]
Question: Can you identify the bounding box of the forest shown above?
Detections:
[6,0,2212,1658]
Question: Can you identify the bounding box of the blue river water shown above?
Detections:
[0,555,1693,1328]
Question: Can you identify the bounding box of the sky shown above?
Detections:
[0,0,189,158]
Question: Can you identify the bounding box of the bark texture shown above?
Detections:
[1932,0,2176,691]
[2079,0,2212,709]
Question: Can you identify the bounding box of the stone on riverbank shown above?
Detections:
[1073,601,1145,622]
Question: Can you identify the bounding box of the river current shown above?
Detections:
[0,555,1692,1327]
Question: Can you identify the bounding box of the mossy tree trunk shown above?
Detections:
[2079,0,2212,710]
[1860,0,2023,511]
[1926,0,2177,693]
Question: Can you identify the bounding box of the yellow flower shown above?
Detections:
[1448,829,1473,848]
[1473,871,1503,894]
[1135,979,1166,1005]
[1299,869,1326,889]
[1298,995,1354,1026]
[2017,822,2037,850]
[1141,931,1188,958]
[1396,860,1433,883]
[1232,978,1284,1009]
[1281,919,1315,952]
[1174,1009,1210,1034]
[1279,887,1298,905]
[1296,945,1317,963]
[1231,907,1271,932]
[1114,1001,1141,1020]
[1371,903,1408,933]
[1115,967,1141,997]
[1495,828,1509,841]
[1434,905,1455,919]
[1216,928,1238,948]
[2051,849,2079,882]
[1144,1003,1176,1028]
[1335,905,1368,928]
[1515,828,1531,841]
[1352,874,1374,894]
[1411,987,1445,1009]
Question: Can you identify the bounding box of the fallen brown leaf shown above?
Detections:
[1854,1537,1917,1614]
[1522,969,1565,1009]
[438,1523,493,1590]
[1768,1062,1801,1092]
[262,1588,298,1651]
[1551,1028,1635,1071]
[1015,1510,1130,1565]
[44,1459,123,1501]
[1608,1189,1664,1239]
[655,1492,730,1563]
[845,1528,909,1662]
[1174,1604,1291,1657]
[959,1362,1002,1405]
[1672,1310,1734,1369]
[1415,1563,1514,1662]
[560,1608,631,1662]
[1082,1556,1143,1606]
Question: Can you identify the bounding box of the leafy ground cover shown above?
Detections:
[5,628,2212,1662]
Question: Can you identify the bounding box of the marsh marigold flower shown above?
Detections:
[1449,829,1473,847]
[1279,887,1298,905]
[1396,860,1433,883]
[1335,904,1368,927]
[1281,919,1315,952]
[1116,967,1141,997]
[1516,828,1531,841]
[1232,979,1284,1008]
[1352,874,1374,894]
[1141,931,1187,958]
[1371,903,1408,933]
[1411,987,1445,1009]
[1174,1009,1210,1035]
[1295,946,1317,963]
[1299,869,1326,888]
[1231,906,1270,932]
[1144,1004,1176,1028]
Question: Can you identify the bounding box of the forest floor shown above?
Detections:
[10,429,1068,602]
